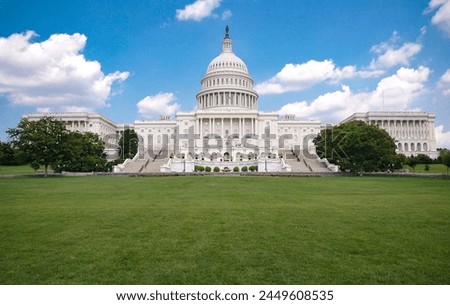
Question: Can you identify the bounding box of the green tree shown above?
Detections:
[0,140,21,165]
[440,149,450,176]
[314,121,397,174]
[7,117,69,176]
[392,154,406,171]
[53,132,109,172]
[406,156,418,173]
[118,129,139,159]
[30,160,40,172]
[415,154,433,164]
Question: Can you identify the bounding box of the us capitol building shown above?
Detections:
[25,27,438,173]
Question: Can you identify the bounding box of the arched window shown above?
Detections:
[404,143,409,151]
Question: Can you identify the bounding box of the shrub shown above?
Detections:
[241,166,248,172]
[30,160,40,172]
[213,166,220,172]
[205,166,211,172]
[249,165,255,172]
[195,165,204,172]
[233,166,239,172]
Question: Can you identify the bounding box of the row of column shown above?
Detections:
[372,120,433,140]
[397,142,429,152]
[66,120,87,130]
[196,117,259,139]
[198,92,257,109]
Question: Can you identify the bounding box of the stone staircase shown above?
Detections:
[284,150,332,173]
[141,157,169,173]
[121,158,146,173]
[304,158,331,172]
[284,151,311,172]
[120,149,169,173]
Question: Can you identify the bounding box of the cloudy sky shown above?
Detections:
[0,0,449,147]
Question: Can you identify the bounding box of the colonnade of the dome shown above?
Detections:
[196,27,258,111]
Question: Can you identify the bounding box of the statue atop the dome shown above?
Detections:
[225,25,230,39]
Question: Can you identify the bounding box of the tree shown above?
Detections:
[118,129,139,160]
[7,117,69,176]
[314,121,397,174]
[52,132,109,172]
[406,156,418,173]
[440,149,450,176]
[0,140,23,165]
[415,154,432,164]
[392,154,406,171]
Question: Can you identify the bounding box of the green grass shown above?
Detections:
[404,163,449,174]
[0,176,449,284]
[0,164,38,175]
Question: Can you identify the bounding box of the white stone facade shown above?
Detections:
[341,112,438,158]
[24,112,127,160]
[133,30,323,171]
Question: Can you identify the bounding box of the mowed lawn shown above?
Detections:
[0,176,448,284]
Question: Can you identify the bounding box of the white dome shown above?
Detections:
[196,27,259,111]
[206,52,249,75]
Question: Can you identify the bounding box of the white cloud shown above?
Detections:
[137,92,180,119]
[222,10,232,20]
[435,125,450,148]
[0,31,129,111]
[279,66,430,123]
[369,32,422,70]
[438,69,450,95]
[255,32,424,95]
[176,0,221,22]
[254,59,361,95]
[426,0,450,36]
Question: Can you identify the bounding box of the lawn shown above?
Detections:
[404,163,449,174]
[0,176,449,284]
[0,164,38,175]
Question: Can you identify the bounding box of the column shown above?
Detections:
[251,118,254,135]
[239,118,242,137]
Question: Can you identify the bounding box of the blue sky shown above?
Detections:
[1,0,450,147]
